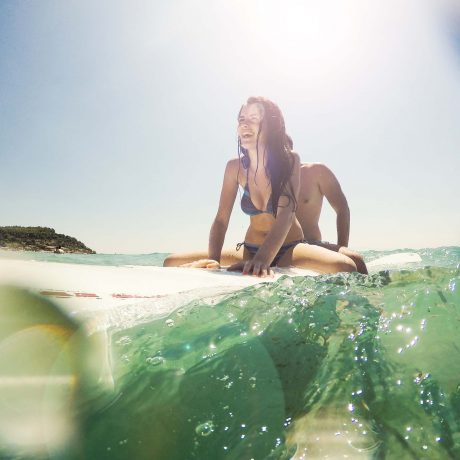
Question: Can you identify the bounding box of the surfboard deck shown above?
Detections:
[0,252,422,313]
[0,259,319,311]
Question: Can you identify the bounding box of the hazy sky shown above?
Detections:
[1,0,459,253]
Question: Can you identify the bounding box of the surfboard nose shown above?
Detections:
[0,286,108,458]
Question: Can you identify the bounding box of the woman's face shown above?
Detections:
[238,103,265,150]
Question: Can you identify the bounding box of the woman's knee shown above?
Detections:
[163,254,177,267]
[334,257,357,273]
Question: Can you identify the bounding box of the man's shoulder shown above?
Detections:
[301,162,335,176]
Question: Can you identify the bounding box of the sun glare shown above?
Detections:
[231,0,376,94]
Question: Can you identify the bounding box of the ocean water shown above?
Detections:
[1,247,459,459]
[0,249,167,267]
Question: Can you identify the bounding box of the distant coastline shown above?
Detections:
[0,226,95,254]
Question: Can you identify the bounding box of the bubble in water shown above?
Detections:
[146,356,164,366]
[281,277,294,287]
[195,421,215,437]
[116,336,132,345]
[165,319,174,327]
[259,287,273,299]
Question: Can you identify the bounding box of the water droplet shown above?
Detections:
[116,336,132,345]
[165,319,174,327]
[195,421,215,437]
[146,356,164,366]
[281,278,294,287]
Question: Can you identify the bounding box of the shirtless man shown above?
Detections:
[297,163,367,274]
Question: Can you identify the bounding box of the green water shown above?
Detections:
[80,264,460,459]
[1,247,459,459]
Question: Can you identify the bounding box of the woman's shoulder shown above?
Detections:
[224,158,244,173]
[223,158,245,185]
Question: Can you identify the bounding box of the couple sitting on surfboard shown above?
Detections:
[164,96,367,276]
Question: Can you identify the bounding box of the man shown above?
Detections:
[296,163,367,274]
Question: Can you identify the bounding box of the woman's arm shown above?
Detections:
[244,153,301,276]
[208,159,239,262]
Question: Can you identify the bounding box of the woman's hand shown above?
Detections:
[227,260,274,278]
[180,259,220,269]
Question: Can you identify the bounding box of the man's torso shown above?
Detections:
[296,163,324,241]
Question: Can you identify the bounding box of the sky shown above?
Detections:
[1,0,459,254]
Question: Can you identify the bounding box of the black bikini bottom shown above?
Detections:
[236,240,303,266]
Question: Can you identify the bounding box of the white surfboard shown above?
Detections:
[0,259,319,313]
[0,252,422,317]
[366,252,422,269]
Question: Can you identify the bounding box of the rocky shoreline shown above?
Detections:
[0,226,95,254]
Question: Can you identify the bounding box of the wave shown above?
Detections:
[78,266,460,459]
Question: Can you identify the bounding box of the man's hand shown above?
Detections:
[180,259,220,269]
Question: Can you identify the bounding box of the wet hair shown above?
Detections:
[238,96,297,216]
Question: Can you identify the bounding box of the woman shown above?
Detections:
[164,97,357,277]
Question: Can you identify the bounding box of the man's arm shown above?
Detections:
[316,164,350,247]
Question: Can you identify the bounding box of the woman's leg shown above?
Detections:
[163,249,243,267]
[304,242,368,274]
[278,243,357,274]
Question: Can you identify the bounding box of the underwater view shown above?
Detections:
[0,247,459,459]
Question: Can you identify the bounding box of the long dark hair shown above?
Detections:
[238,96,297,217]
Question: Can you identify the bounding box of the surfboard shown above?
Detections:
[0,253,422,313]
[0,259,319,312]
[366,252,422,269]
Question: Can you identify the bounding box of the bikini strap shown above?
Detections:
[236,242,245,251]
